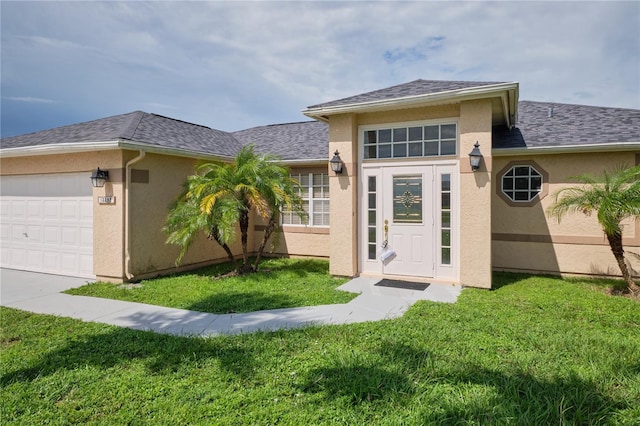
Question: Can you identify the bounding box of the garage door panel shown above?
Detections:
[61,200,79,219]
[0,173,94,278]
[43,200,59,219]
[80,227,93,248]
[27,250,43,270]
[27,200,43,219]
[25,225,42,242]
[10,200,26,218]
[10,248,26,267]
[61,226,79,246]
[43,251,59,270]
[43,226,59,244]
[80,200,93,220]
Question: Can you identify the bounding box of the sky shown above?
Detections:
[1,1,639,138]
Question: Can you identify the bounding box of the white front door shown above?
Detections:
[381,166,434,277]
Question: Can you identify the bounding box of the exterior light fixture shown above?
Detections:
[468,142,483,172]
[90,168,109,187]
[329,150,343,174]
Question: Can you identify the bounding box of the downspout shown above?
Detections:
[124,150,146,280]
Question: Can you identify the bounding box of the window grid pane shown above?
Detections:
[367,176,377,260]
[363,123,457,160]
[441,174,452,265]
[283,172,329,226]
[501,166,543,202]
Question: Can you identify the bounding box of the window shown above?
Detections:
[367,176,377,260]
[282,172,329,226]
[440,174,452,265]
[364,123,457,160]
[501,165,543,202]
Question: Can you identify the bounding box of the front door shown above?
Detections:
[381,166,434,277]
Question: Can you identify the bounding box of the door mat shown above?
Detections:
[375,279,430,291]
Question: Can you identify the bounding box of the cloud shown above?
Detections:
[383,37,446,64]
[3,96,57,104]
[0,0,638,137]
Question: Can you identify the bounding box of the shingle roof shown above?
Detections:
[493,101,640,150]
[232,121,328,161]
[307,79,507,109]
[3,83,638,161]
[1,111,145,149]
[0,111,243,157]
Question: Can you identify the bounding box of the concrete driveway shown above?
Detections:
[1,268,462,337]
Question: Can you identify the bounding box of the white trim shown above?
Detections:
[359,118,460,163]
[492,141,640,156]
[0,139,235,162]
[303,82,519,121]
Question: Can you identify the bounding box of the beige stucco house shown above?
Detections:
[1,80,639,288]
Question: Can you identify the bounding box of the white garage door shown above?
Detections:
[0,173,94,278]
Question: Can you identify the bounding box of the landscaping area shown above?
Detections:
[2,269,639,424]
[65,258,354,314]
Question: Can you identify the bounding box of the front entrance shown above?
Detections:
[360,163,457,281]
[382,166,434,276]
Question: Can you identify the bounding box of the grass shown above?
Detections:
[2,273,639,424]
[65,258,355,314]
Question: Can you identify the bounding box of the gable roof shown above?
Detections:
[232,121,328,162]
[493,101,640,154]
[307,79,507,109]
[303,79,519,128]
[0,111,243,159]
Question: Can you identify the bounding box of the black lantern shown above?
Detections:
[90,168,109,187]
[329,150,343,174]
[468,142,483,172]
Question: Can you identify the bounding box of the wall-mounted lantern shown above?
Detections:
[329,150,344,174]
[90,168,109,187]
[468,142,483,172]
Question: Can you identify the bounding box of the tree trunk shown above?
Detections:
[606,232,640,297]
[238,207,252,274]
[253,216,277,272]
[208,227,237,271]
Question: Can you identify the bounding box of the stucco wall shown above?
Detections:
[126,152,247,279]
[328,114,359,276]
[458,100,493,288]
[492,151,640,278]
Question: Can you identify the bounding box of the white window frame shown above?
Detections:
[361,120,458,161]
[282,172,330,227]
[501,165,543,203]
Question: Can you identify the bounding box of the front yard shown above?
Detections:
[1,272,639,424]
[65,258,354,314]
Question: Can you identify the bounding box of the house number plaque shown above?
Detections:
[98,196,116,205]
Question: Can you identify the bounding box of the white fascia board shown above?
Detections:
[0,139,235,162]
[302,82,519,121]
[492,141,640,156]
[279,158,327,166]
[0,140,122,158]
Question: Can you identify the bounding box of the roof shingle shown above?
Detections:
[493,101,640,149]
[307,79,506,109]
[232,121,328,161]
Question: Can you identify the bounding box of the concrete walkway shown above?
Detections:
[0,268,462,337]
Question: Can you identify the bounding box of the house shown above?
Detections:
[1,80,639,288]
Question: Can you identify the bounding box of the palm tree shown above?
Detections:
[547,165,640,297]
[164,145,305,274]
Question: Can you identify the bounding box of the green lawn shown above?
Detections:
[65,258,354,314]
[2,273,639,424]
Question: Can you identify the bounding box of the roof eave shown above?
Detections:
[302,82,519,124]
[0,139,235,162]
[492,141,640,156]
